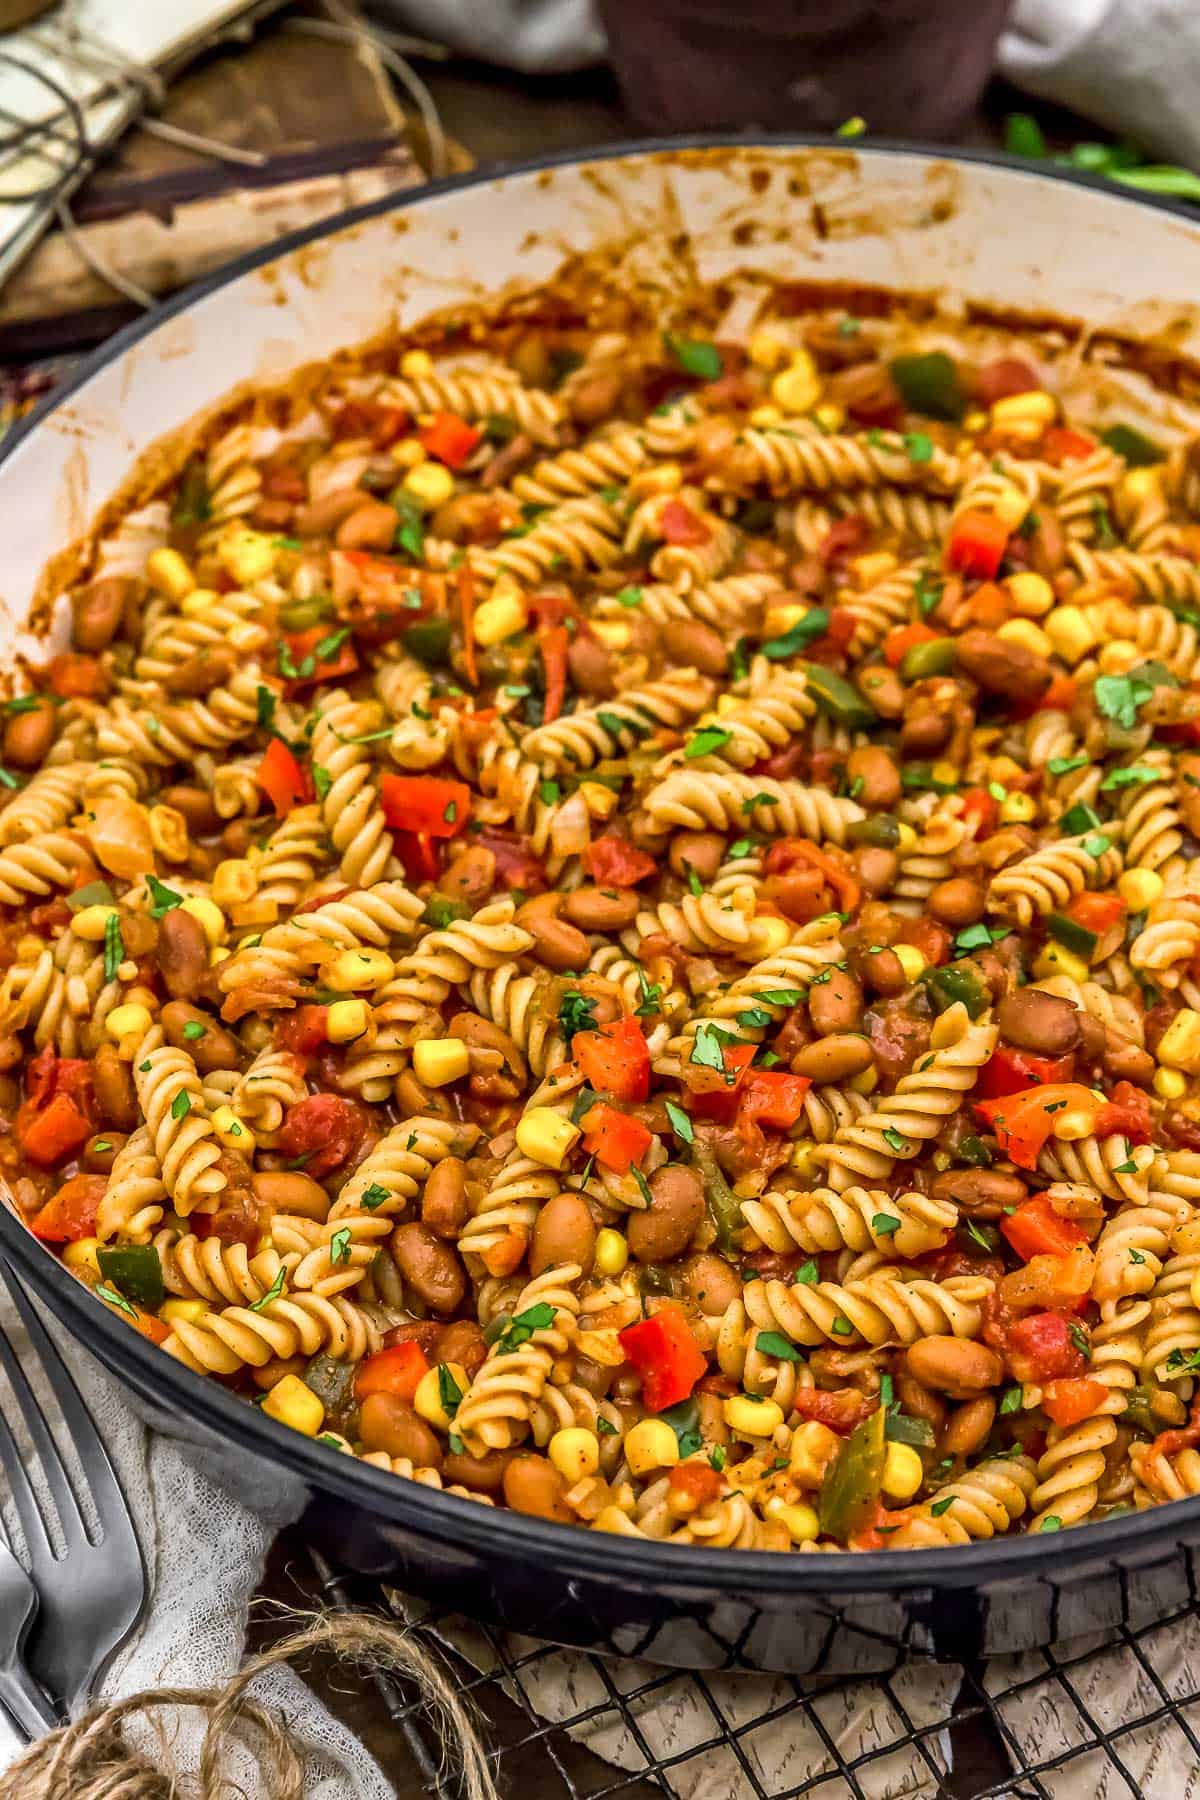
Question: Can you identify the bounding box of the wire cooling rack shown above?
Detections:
[306,1543,1200,1799]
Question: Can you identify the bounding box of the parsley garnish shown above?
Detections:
[170,1089,190,1122]
[904,432,934,464]
[664,333,723,381]
[145,874,182,918]
[182,1021,205,1041]
[665,1099,694,1145]
[755,1331,801,1363]
[437,1363,464,1417]
[761,609,830,660]
[794,1260,819,1286]
[999,1386,1023,1415]
[96,1283,136,1319]
[495,1302,556,1355]
[249,1269,286,1313]
[558,989,598,1043]
[686,726,733,760]
[360,1183,390,1211]
[615,585,643,608]
[930,1496,956,1518]
[1047,754,1088,776]
[312,764,332,801]
[1094,672,1154,730]
[882,1127,908,1153]
[871,1212,901,1237]
[329,1227,353,1265]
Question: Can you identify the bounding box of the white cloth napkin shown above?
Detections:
[0,1305,394,1797]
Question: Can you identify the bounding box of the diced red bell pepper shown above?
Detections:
[274,1005,329,1056]
[354,1340,429,1403]
[581,835,657,887]
[619,1304,707,1411]
[1039,675,1078,714]
[975,358,1041,403]
[28,1173,106,1242]
[393,831,442,884]
[20,1093,92,1169]
[958,786,999,837]
[419,411,481,469]
[763,838,861,914]
[978,1046,1076,1101]
[380,774,471,838]
[884,621,940,668]
[1065,893,1125,937]
[1042,1376,1107,1428]
[1041,426,1096,466]
[667,1461,724,1506]
[736,1071,812,1141]
[581,1103,653,1174]
[475,829,548,892]
[974,1082,1100,1171]
[45,653,108,699]
[1094,1079,1153,1145]
[791,1387,874,1436]
[256,738,311,815]
[281,625,359,693]
[1005,1310,1086,1384]
[1000,1193,1090,1261]
[538,622,569,725]
[574,1016,651,1103]
[683,1041,757,1122]
[660,498,711,546]
[946,508,1009,579]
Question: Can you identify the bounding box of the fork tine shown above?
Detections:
[0,1263,130,1540]
[0,1315,86,1549]
[0,1392,56,1562]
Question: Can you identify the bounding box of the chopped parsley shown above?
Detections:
[685,726,734,760]
[664,333,723,381]
[103,913,124,983]
[495,1302,556,1355]
[329,1227,353,1266]
[1094,672,1154,730]
[794,1260,819,1286]
[664,1099,694,1146]
[755,1331,802,1363]
[169,1089,191,1122]
[249,1269,286,1313]
[558,989,598,1043]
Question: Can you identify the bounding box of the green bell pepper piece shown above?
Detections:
[799,662,877,730]
[402,616,452,667]
[1101,423,1164,467]
[278,594,336,632]
[922,961,989,1019]
[1047,913,1098,959]
[691,1141,742,1256]
[95,1244,164,1313]
[900,637,957,682]
[889,352,965,422]
[848,815,901,850]
[818,1405,887,1540]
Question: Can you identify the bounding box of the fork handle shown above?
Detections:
[0,1662,60,1740]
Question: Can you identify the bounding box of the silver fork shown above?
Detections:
[0,1539,57,1738]
[0,1256,146,1720]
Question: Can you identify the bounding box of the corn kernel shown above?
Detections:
[624,1419,680,1475]
[548,1427,600,1483]
[997,617,1053,659]
[71,903,120,942]
[851,551,898,587]
[62,1237,101,1278]
[391,439,426,470]
[789,1419,841,1487]
[323,947,395,992]
[473,587,529,648]
[218,522,277,586]
[999,792,1037,824]
[579,780,619,820]
[209,945,231,966]
[790,1140,820,1178]
[990,484,1032,532]
[106,1002,152,1044]
[763,601,807,638]
[211,1104,255,1154]
[179,588,222,618]
[723,1395,784,1438]
[848,1066,878,1096]
[1033,941,1090,984]
[1098,639,1139,676]
[1119,466,1160,507]
[1006,572,1054,618]
[813,402,845,433]
[895,823,918,851]
[931,759,959,788]
[1117,869,1162,913]
[413,1360,470,1433]
[515,1106,580,1170]
[412,1039,470,1087]
[594,1227,629,1275]
[148,804,188,863]
[146,547,195,600]
[1052,1106,1098,1142]
[161,1297,209,1326]
[1155,1067,1188,1101]
[769,1501,821,1546]
[180,896,226,948]
[212,859,257,910]
[591,619,631,651]
[1044,605,1099,666]
[327,998,370,1044]
[261,1374,325,1437]
[591,1505,637,1535]
[991,390,1057,430]
[1157,1009,1200,1074]
[632,462,683,497]
[963,409,988,433]
[749,404,785,428]
[771,350,821,415]
[882,1441,924,1500]
[745,915,792,959]
[400,348,434,377]
[748,330,789,371]
[893,944,926,983]
[987,755,1025,788]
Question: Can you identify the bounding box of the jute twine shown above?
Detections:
[0,1611,499,1800]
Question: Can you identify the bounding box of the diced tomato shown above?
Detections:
[44,653,108,699]
[978,1046,1076,1101]
[574,1015,650,1102]
[256,738,311,815]
[618,1305,707,1411]
[581,835,657,887]
[274,1005,329,1056]
[581,1103,653,1174]
[975,1082,1100,1171]
[1042,1376,1107,1428]
[667,1461,724,1506]
[19,1093,92,1169]
[660,498,711,547]
[1041,426,1096,466]
[946,508,1009,579]
[1040,675,1078,714]
[819,517,871,567]
[1000,1193,1090,1262]
[354,1340,429,1403]
[884,621,940,668]
[332,399,410,449]
[1066,893,1125,936]
[1094,1079,1153,1145]
[814,606,857,655]
[419,411,481,469]
[392,831,441,884]
[475,828,548,892]
[958,786,999,837]
[380,774,470,838]
[736,1070,812,1141]
[975,358,1041,404]
[763,838,861,914]
[791,1387,874,1436]
[1005,1310,1086,1384]
[683,1041,757,1122]
[277,1094,371,1179]
[28,1173,106,1242]
[895,915,952,968]
[538,621,569,725]
[282,625,359,694]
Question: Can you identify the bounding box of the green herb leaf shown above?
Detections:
[904,432,934,464]
[836,116,866,138]
[999,1385,1024,1415]
[1100,765,1157,790]
[311,764,332,801]
[495,1302,556,1355]
[689,1022,728,1074]
[882,1126,908,1153]
[182,1021,205,1041]
[329,1226,353,1265]
[615,585,643,608]
[360,1183,390,1212]
[437,1362,464,1417]
[664,334,723,381]
[761,608,830,660]
[170,1089,191,1122]
[755,1331,802,1363]
[249,1268,287,1313]
[95,1282,136,1319]
[1047,754,1088,776]
[1005,112,1047,159]
[930,1496,956,1518]
[871,1212,901,1237]
[145,874,183,919]
[794,1259,819,1286]
[685,726,734,760]
[665,1100,694,1146]
[558,989,598,1044]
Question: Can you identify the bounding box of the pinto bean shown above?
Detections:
[91,1044,138,1132]
[789,1033,874,1082]
[160,1000,242,1074]
[438,844,496,906]
[900,696,953,755]
[422,1156,470,1240]
[157,907,210,1001]
[2,697,56,768]
[895,1371,946,1436]
[442,1446,513,1493]
[956,629,1052,702]
[928,878,985,927]
[293,487,365,538]
[996,988,1081,1056]
[358,1393,444,1469]
[852,846,899,896]
[71,577,131,652]
[941,1396,996,1458]
[661,618,728,677]
[437,1319,487,1378]
[81,1130,127,1174]
[390,1221,466,1315]
[563,885,640,931]
[1102,1030,1155,1085]
[930,1168,1028,1218]
[160,785,221,835]
[681,1251,742,1316]
[567,632,615,699]
[668,831,725,884]
[627,1165,704,1264]
[503,1453,571,1521]
[808,966,863,1037]
[480,432,534,490]
[251,1169,330,1221]
[904,1336,1003,1398]
[335,498,400,551]
[532,1191,596,1276]
[163,645,238,697]
[857,663,904,720]
[566,369,622,427]
[515,893,590,972]
[845,745,901,810]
